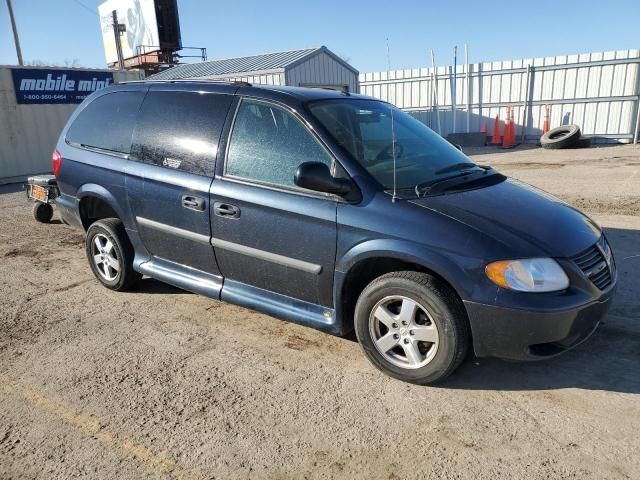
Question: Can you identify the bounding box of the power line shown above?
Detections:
[70,0,99,17]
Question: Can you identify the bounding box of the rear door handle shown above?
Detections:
[213,202,240,219]
[182,195,205,211]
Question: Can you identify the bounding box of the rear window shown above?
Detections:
[66,91,144,154]
[131,90,233,177]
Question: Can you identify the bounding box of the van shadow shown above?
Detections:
[133,278,189,295]
[441,226,640,393]
[444,326,639,393]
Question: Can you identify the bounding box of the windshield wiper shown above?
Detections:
[415,167,498,197]
[434,162,479,175]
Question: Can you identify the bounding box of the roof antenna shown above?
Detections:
[386,37,398,203]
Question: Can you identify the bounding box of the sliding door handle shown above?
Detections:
[182,195,205,211]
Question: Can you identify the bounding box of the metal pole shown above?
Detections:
[521,64,532,144]
[634,96,640,144]
[6,0,23,66]
[430,72,435,129]
[465,44,470,133]
[431,50,441,135]
[452,45,457,134]
[112,10,125,71]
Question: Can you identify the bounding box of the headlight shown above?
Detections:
[485,258,569,292]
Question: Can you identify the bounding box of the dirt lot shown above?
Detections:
[1,144,639,479]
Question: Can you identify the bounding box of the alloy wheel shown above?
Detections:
[368,295,439,369]
[91,233,121,282]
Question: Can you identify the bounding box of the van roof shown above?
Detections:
[119,79,374,102]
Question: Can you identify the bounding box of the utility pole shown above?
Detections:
[111,10,126,71]
[6,0,23,66]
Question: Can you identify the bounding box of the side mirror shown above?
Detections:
[454,144,463,152]
[294,162,353,197]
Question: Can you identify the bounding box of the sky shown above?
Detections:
[1,0,639,72]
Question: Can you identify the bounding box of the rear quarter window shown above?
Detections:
[66,91,145,154]
[131,90,233,177]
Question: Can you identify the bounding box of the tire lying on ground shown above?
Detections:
[540,124,582,149]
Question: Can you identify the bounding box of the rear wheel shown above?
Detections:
[85,218,141,291]
[354,271,469,385]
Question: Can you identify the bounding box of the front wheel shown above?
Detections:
[354,271,469,385]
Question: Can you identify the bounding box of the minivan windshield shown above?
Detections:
[307,99,484,192]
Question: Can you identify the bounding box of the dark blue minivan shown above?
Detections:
[53,80,616,384]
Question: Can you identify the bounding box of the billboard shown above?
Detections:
[11,68,114,104]
[155,0,181,49]
[99,0,159,64]
[98,0,181,65]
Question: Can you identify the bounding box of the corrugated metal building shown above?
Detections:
[149,46,359,93]
[0,66,142,183]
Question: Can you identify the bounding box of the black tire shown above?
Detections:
[540,125,581,149]
[354,271,469,385]
[32,203,54,223]
[85,218,141,291]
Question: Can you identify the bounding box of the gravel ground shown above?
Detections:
[1,144,639,479]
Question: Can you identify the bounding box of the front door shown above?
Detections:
[126,86,235,275]
[211,98,339,306]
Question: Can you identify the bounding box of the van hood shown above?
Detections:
[409,178,601,258]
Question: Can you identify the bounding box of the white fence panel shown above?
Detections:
[360,49,640,143]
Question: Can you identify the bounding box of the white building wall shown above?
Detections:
[286,52,359,93]
[360,49,640,142]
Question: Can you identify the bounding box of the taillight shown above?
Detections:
[52,148,62,177]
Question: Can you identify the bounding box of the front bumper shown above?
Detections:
[464,291,613,361]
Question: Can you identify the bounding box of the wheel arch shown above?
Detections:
[76,184,127,231]
[334,240,472,334]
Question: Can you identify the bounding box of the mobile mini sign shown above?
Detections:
[11,68,115,104]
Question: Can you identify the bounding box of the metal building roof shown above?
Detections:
[149,46,358,80]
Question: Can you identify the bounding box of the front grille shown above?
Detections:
[569,236,615,291]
